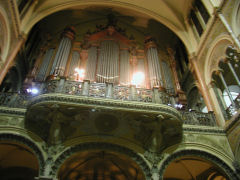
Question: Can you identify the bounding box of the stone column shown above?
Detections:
[0,35,26,84]
[189,54,213,111]
[215,70,235,107]
[225,59,240,87]
[50,26,75,77]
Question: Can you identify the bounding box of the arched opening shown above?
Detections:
[58,150,146,180]
[0,141,39,180]
[163,156,229,180]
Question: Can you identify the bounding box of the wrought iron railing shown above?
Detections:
[180,110,216,126]
[39,79,173,104]
[0,79,217,126]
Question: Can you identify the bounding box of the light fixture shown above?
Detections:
[74,68,85,81]
[131,72,145,87]
[26,88,39,95]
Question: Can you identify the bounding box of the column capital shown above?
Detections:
[214,69,223,76]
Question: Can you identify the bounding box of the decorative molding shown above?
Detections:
[8,0,20,37]
[225,113,240,133]
[0,133,45,175]
[28,94,182,120]
[159,149,239,180]
[0,106,26,115]
[183,125,226,134]
[51,142,152,179]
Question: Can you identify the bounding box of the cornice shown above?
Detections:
[8,0,20,37]
[183,124,225,134]
[0,106,26,115]
[28,93,182,120]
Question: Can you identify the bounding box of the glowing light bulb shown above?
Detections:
[74,68,85,81]
[131,72,145,87]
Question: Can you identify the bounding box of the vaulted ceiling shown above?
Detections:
[21,0,196,53]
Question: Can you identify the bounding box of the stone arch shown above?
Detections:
[51,142,152,179]
[21,0,194,54]
[0,6,10,61]
[0,133,45,175]
[204,34,234,85]
[159,149,238,180]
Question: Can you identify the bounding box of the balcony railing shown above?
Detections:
[0,79,217,126]
[41,79,173,104]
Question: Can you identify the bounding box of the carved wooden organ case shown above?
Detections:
[34,25,177,94]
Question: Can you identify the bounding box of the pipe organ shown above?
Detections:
[50,27,75,76]
[68,50,81,77]
[96,40,119,84]
[33,25,179,94]
[36,48,54,81]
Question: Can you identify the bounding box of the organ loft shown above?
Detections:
[0,1,239,180]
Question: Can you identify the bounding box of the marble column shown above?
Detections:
[189,54,213,111]
[50,26,75,77]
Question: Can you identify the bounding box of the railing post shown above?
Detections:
[170,95,176,106]
[56,78,65,93]
[153,87,160,103]
[158,87,168,104]
[82,80,90,96]
[106,82,113,98]
[130,85,136,101]
[208,111,216,126]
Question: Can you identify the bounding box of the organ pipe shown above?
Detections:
[36,48,54,81]
[161,60,175,93]
[50,27,75,76]
[85,46,97,81]
[68,50,81,77]
[119,49,130,85]
[145,37,163,88]
[97,40,119,84]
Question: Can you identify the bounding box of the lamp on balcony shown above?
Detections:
[131,72,145,87]
[74,68,85,81]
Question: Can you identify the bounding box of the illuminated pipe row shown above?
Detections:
[36,49,54,81]
[161,61,174,91]
[97,40,119,83]
[147,47,162,88]
[50,27,75,76]
[51,37,71,76]
[68,51,80,77]
[85,46,97,81]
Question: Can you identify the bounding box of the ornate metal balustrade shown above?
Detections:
[0,92,30,108]
[0,79,217,126]
[39,79,173,104]
[180,110,216,126]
